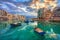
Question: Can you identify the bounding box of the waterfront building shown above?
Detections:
[51,7,60,21]
[17,15,25,22]
[7,13,14,23]
[32,18,39,21]
[0,10,8,21]
[53,7,60,17]
[0,10,7,16]
[7,13,13,21]
[0,10,26,22]
[43,9,53,20]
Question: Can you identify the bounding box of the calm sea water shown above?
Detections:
[0,22,60,40]
[38,22,60,34]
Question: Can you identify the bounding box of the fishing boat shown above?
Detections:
[34,27,46,36]
[30,20,34,22]
[24,20,29,24]
[10,22,21,28]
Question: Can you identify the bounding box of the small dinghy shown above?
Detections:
[24,20,29,24]
[10,22,21,28]
[34,27,46,36]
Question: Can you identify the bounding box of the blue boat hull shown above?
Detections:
[10,23,21,28]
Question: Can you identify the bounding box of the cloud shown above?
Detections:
[3,2,17,8]
[0,3,10,11]
[13,0,30,2]
[0,1,37,18]
[17,6,37,16]
[18,7,28,12]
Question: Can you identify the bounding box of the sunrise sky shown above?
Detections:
[0,0,60,18]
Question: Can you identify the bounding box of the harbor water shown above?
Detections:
[0,21,60,40]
